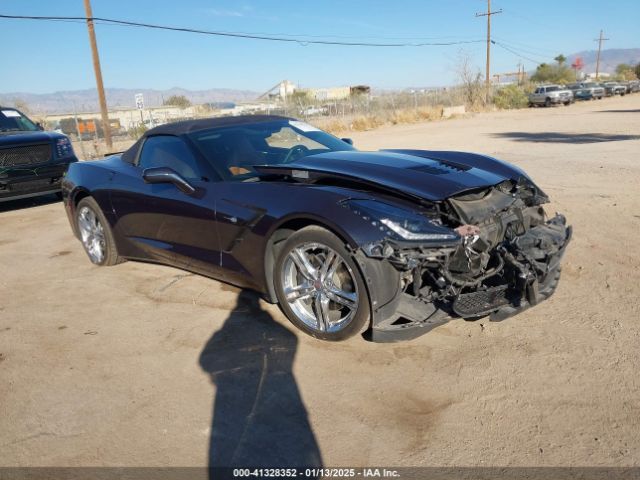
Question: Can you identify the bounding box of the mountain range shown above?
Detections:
[566,48,640,75]
[0,87,259,115]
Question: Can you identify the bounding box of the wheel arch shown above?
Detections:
[262,214,361,304]
[67,187,93,238]
[73,188,92,207]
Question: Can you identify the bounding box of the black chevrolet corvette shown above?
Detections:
[62,115,571,342]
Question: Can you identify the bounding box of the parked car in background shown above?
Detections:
[603,82,626,96]
[567,82,605,101]
[528,85,573,107]
[62,115,571,342]
[1,107,79,202]
[621,80,640,94]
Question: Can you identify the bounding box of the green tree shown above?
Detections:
[531,62,574,84]
[635,63,640,79]
[615,63,637,80]
[163,95,192,108]
[554,54,567,66]
[616,63,632,74]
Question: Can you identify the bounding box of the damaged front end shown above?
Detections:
[349,179,572,342]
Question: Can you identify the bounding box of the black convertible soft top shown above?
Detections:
[144,114,291,136]
[121,114,292,163]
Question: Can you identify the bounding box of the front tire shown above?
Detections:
[76,197,123,266]
[274,226,370,341]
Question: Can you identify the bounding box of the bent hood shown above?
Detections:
[255,150,528,202]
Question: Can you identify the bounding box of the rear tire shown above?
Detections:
[273,226,370,341]
[76,197,123,266]
[545,98,552,107]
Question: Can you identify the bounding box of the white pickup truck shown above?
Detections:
[528,85,574,107]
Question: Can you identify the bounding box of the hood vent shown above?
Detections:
[409,164,450,175]
[409,159,470,175]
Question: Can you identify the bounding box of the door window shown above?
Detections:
[138,135,203,180]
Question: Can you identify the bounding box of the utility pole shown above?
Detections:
[72,101,87,160]
[594,30,609,81]
[476,0,502,103]
[83,0,112,150]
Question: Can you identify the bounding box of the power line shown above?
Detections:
[492,40,543,65]
[491,36,557,58]
[0,14,485,47]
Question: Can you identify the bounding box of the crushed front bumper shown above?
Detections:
[361,216,572,343]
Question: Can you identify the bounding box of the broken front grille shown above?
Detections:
[0,144,52,167]
[452,284,511,317]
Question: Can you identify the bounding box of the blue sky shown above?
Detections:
[0,0,638,94]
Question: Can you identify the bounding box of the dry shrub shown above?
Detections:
[314,118,349,135]
[312,105,446,134]
[351,115,385,131]
[417,106,443,120]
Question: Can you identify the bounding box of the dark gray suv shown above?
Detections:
[0,107,79,202]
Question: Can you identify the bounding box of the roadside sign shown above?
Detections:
[135,93,144,110]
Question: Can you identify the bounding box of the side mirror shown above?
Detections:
[36,122,44,131]
[142,167,195,195]
[341,138,354,146]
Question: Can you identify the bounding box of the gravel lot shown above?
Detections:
[1,95,639,468]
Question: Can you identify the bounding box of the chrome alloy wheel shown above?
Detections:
[282,242,359,333]
[77,206,106,264]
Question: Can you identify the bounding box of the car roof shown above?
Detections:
[143,114,293,137]
[121,114,296,164]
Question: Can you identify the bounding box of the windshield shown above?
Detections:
[0,109,39,133]
[189,119,355,180]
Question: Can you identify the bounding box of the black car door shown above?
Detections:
[109,135,224,277]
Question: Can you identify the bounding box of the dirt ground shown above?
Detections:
[1,95,639,469]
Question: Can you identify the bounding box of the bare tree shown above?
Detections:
[455,51,485,108]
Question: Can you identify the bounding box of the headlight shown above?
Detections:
[344,199,459,243]
[55,137,75,159]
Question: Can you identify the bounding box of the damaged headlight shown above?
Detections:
[345,199,459,243]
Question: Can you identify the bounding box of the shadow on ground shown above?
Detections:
[0,194,60,213]
[596,109,640,113]
[199,290,323,470]
[492,132,640,144]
